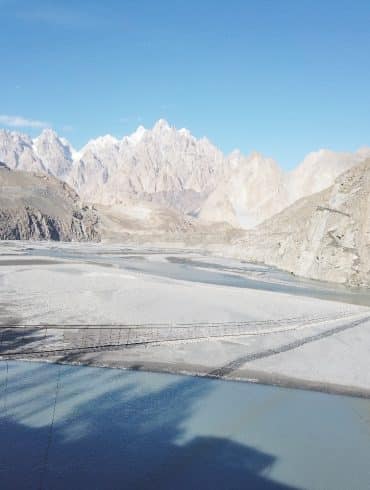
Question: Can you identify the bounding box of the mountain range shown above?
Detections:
[1,119,370,286]
[2,119,369,229]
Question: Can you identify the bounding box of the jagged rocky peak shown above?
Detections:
[80,134,120,155]
[288,148,367,201]
[67,119,227,213]
[33,128,74,177]
[91,133,119,146]
[33,127,58,141]
[227,149,243,168]
[1,121,370,230]
[152,118,171,133]
[124,125,147,145]
[199,150,288,228]
[0,128,46,173]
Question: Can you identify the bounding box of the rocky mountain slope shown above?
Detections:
[237,158,370,286]
[199,151,289,228]
[0,163,99,241]
[33,128,74,178]
[200,148,370,228]
[1,121,368,229]
[97,198,241,245]
[68,120,228,215]
[288,148,370,202]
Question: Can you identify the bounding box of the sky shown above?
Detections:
[1,0,370,169]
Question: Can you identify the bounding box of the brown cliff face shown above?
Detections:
[0,165,100,241]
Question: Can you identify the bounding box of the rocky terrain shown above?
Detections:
[237,159,370,286]
[97,199,242,245]
[199,151,289,228]
[1,121,370,286]
[200,148,370,228]
[1,120,369,228]
[0,163,99,241]
[68,120,228,216]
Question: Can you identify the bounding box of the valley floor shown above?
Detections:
[1,241,370,397]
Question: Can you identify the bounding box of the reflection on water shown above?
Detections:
[1,361,369,489]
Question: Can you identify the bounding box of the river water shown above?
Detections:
[1,360,369,489]
[24,245,370,307]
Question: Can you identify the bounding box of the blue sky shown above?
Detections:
[1,0,370,169]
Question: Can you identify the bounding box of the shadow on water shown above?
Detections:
[0,361,295,490]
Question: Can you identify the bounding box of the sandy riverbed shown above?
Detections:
[1,241,370,397]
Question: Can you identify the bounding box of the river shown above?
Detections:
[1,360,369,489]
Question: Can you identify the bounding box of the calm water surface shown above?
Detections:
[0,360,369,489]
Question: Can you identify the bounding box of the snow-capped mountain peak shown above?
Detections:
[124,125,147,145]
[33,128,58,141]
[32,127,74,177]
[0,120,369,229]
[178,128,191,138]
[152,118,171,133]
[85,134,119,149]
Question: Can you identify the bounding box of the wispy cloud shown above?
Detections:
[0,114,49,129]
